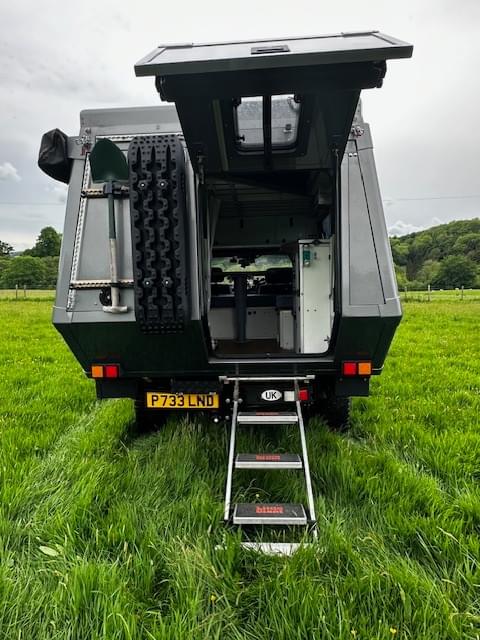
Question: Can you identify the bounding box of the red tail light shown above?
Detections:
[342,362,357,376]
[104,364,119,378]
[90,364,120,379]
[298,388,309,402]
[342,361,372,377]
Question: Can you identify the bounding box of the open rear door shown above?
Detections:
[135,32,412,177]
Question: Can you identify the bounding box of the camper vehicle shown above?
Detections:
[39,32,412,547]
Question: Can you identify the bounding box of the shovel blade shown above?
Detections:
[89,139,128,183]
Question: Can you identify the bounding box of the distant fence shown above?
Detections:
[400,286,480,302]
[0,286,478,303]
[0,287,55,300]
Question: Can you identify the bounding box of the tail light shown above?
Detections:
[342,361,372,377]
[298,388,309,402]
[90,364,120,379]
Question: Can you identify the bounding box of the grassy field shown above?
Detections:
[0,300,478,639]
[399,289,480,303]
[0,289,55,300]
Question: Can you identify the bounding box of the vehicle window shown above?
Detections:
[212,255,292,272]
[235,95,300,151]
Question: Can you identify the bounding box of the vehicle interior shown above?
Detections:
[208,255,297,356]
[203,95,335,358]
[134,32,413,358]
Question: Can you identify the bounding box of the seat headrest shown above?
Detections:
[265,268,293,284]
[211,267,225,282]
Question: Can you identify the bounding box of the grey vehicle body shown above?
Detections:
[43,31,412,416]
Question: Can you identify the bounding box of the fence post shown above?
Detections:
[461,285,464,300]
[15,284,18,300]
[427,284,431,302]
[23,284,26,299]
[404,284,408,302]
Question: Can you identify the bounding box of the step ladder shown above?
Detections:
[223,377,317,555]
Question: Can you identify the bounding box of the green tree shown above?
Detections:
[432,255,477,289]
[452,232,480,262]
[406,233,433,280]
[0,256,46,288]
[394,264,407,289]
[42,256,60,288]
[416,259,441,287]
[390,240,409,267]
[0,240,13,256]
[0,257,10,282]
[28,226,61,257]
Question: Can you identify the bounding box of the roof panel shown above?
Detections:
[135,31,412,77]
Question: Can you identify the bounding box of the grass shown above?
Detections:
[399,289,480,302]
[0,289,55,300]
[0,299,478,639]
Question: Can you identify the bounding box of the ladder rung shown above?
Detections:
[239,542,311,555]
[233,503,307,525]
[237,411,298,425]
[235,453,302,470]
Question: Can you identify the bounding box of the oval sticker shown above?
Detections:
[261,389,282,402]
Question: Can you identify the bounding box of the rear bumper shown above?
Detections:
[95,372,371,400]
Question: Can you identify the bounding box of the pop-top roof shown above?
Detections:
[135,32,412,77]
[134,32,413,176]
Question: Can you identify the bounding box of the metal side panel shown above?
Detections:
[335,126,401,367]
[340,131,401,315]
[53,106,185,330]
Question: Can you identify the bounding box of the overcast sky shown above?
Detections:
[1,0,479,249]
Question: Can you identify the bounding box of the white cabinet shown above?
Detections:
[296,240,333,354]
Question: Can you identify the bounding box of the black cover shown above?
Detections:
[38,129,72,184]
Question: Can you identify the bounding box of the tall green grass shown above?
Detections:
[0,300,478,639]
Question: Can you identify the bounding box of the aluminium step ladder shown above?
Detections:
[223,377,317,555]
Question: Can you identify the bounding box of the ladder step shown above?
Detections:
[233,503,307,525]
[239,542,311,555]
[235,453,302,470]
[237,411,298,425]
[215,542,312,555]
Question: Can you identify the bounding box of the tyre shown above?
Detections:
[134,399,169,433]
[307,395,351,432]
[321,396,351,431]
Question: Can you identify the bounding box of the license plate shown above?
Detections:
[146,392,219,409]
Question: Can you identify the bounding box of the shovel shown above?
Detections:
[89,139,129,313]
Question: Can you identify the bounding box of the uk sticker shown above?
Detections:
[261,389,282,401]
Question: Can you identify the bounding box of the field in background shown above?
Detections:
[1,287,479,303]
[0,289,55,300]
[0,299,478,639]
[399,289,480,302]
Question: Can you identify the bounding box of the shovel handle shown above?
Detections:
[107,189,116,240]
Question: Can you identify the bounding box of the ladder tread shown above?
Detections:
[233,502,307,525]
[235,453,302,469]
[237,411,298,425]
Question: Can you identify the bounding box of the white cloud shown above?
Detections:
[45,184,68,203]
[388,220,424,237]
[0,161,20,182]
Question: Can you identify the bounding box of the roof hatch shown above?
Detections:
[135,32,412,176]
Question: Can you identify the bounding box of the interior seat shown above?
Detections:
[211,267,231,295]
[258,267,293,295]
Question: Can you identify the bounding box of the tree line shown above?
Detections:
[390,219,480,290]
[0,218,479,290]
[0,227,61,288]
